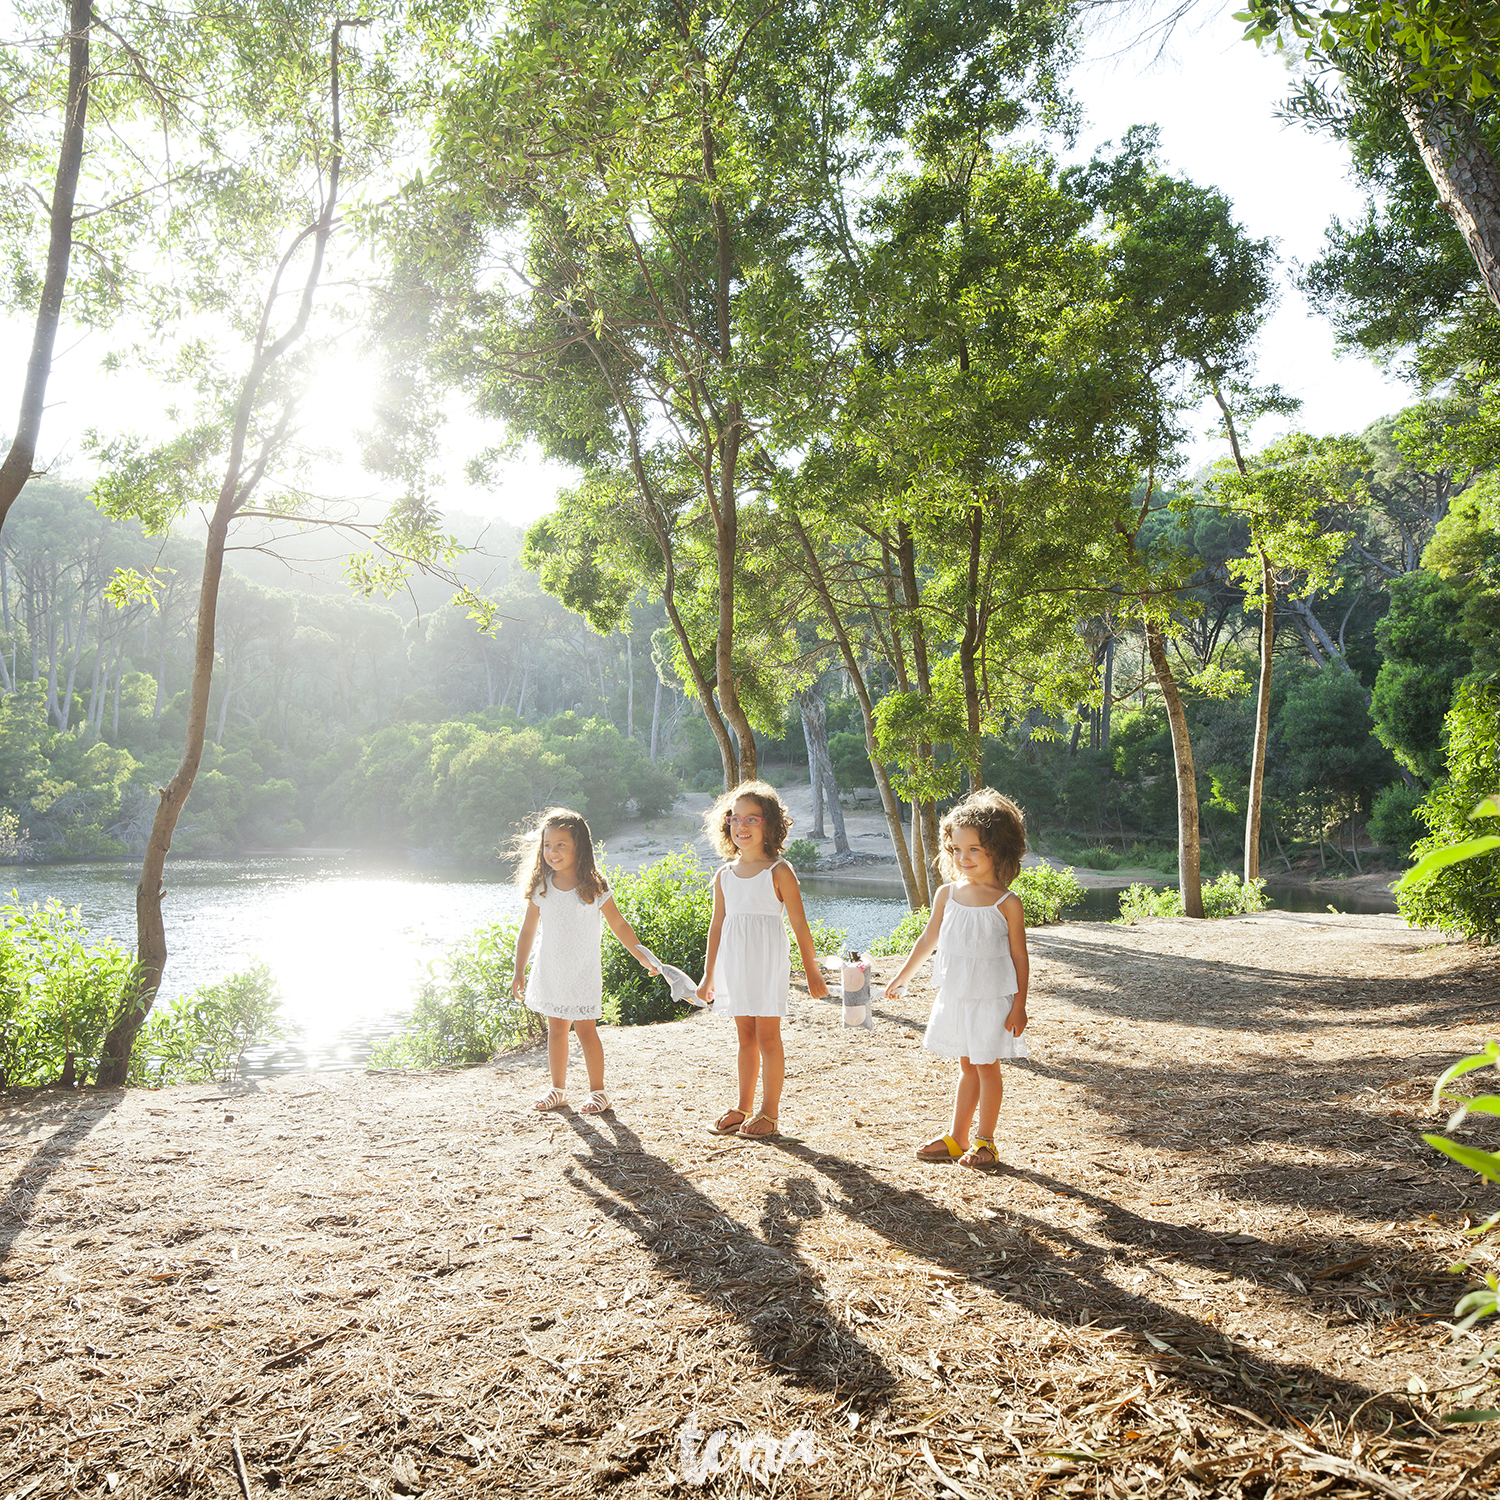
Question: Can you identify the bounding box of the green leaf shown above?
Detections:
[1442,1408,1500,1423]
[1397,836,1500,890]
[1424,1133,1500,1185]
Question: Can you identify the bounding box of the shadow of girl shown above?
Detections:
[558,1111,897,1400]
[772,1138,1400,1426]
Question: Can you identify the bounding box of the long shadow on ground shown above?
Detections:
[770,1137,1433,1430]
[559,1111,897,1401]
[0,1091,121,1273]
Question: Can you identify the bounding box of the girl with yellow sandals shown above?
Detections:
[883,789,1030,1171]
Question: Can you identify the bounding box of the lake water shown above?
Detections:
[7,857,1396,1075]
[5,857,914,1075]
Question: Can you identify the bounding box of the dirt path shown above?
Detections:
[3,914,1499,1497]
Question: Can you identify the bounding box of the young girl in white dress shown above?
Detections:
[511,808,657,1115]
[696,781,829,1138]
[884,789,1030,1171]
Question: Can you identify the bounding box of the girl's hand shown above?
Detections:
[695,977,713,1004]
[1005,996,1027,1037]
[511,972,525,1000]
[883,977,906,1001]
[806,968,829,1000]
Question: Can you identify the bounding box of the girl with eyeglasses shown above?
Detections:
[696,780,828,1137]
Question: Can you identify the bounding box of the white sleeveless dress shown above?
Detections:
[524,880,609,1021]
[923,892,1028,1063]
[713,863,790,1017]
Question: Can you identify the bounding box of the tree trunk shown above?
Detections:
[800,693,827,839]
[1101,633,1115,755]
[0,0,91,540]
[1397,78,1500,314]
[96,19,361,1087]
[649,676,662,760]
[788,509,919,905]
[1144,616,1203,918]
[215,655,236,746]
[1244,548,1274,883]
[625,633,634,740]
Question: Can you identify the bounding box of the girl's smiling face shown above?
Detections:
[542,826,577,875]
[727,796,768,856]
[947,825,996,884]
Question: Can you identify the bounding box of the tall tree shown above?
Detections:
[1204,433,1368,881]
[396,0,1079,791]
[1068,128,1289,916]
[94,12,464,1083]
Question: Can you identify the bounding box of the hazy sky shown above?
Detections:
[2,8,1414,526]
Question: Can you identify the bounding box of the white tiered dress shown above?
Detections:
[524,879,610,1022]
[922,891,1028,1064]
[713,862,791,1017]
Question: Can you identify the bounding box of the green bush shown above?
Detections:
[1078,844,1121,871]
[1370,779,1427,861]
[1012,865,1087,924]
[799,917,847,969]
[868,907,930,957]
[0,897,137,1089]
[129,963,292,1085]
[784,837,821,871]
[1115,871,1270,923]
[603,852,714,1025]
[369,918,538,1068]
[1399,682,1500,940]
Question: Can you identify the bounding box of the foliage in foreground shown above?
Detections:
[0,898,136,1089]
[1398,685,1500,941]
[1426,1043,1500,1422]
[127,963,292,1086]
[368,919,536,1069]
[1116,873,1270,923]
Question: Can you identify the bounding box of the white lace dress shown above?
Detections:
[524,880,610,1022]
[923,892,1028,1064]
[713,863,791,1017]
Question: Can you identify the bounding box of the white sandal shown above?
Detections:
[533,1087,568,1112]
[580,1090,611,1116]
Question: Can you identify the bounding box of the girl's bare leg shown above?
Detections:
[573,1019,605,1093]
[735,1016,760,1114]
[948,1059,981,1147]
[754,1017,784,1119]
[974,1061,1004,1141]
[547,1017,570,1089]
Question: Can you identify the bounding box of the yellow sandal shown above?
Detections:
[959,1137,1000,1171]
[915,1134,963,1163]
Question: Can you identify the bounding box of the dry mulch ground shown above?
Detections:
[4,912,1500,1499]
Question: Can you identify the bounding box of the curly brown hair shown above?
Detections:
[515,807,609,905]
[939,788,1027,889]
[703,780,792,860]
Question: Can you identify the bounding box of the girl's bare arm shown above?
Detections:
[695,873,726,1002]
[774,862,829,999]
[1001,891,1029,1034]
[602,896,658,971]
[883,886,949,997]
[511,904,541,998]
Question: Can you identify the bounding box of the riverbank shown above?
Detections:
[4,913,1497,1496]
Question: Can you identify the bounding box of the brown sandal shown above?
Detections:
[710,1108,748,1135]
[738,1113,779,1139]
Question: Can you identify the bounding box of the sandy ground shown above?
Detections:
[3,913,1499,1497]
